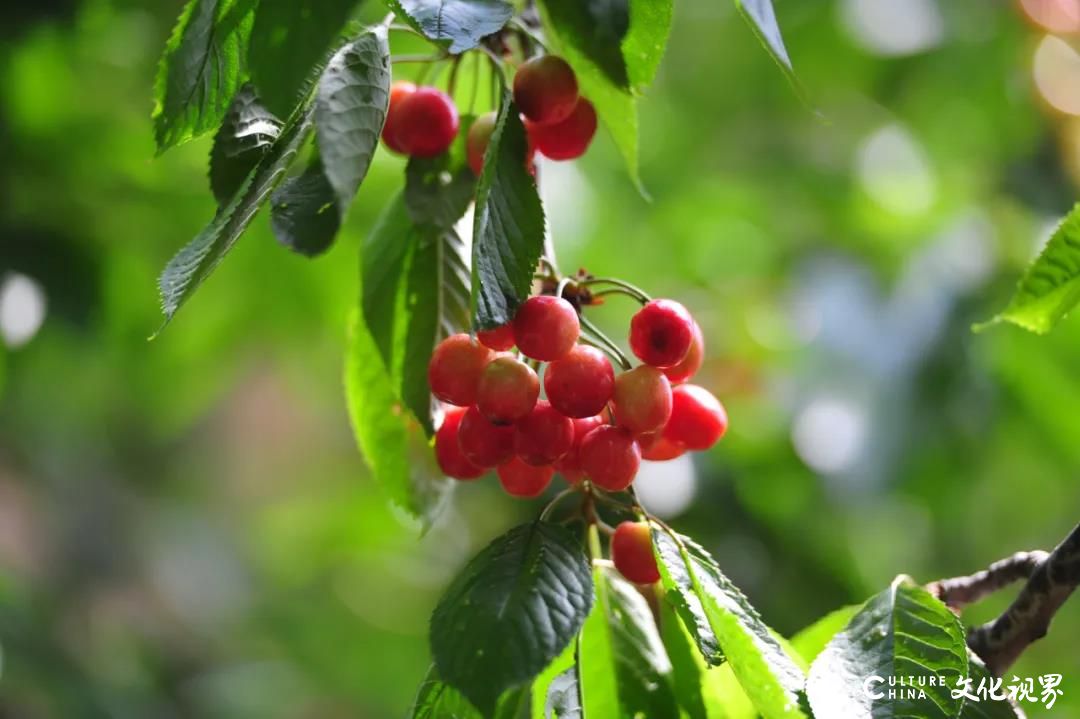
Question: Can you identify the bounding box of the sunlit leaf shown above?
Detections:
[788,604,862,666]
[624,0,673,92]
[209,84,281,206]
[389,0,513,53]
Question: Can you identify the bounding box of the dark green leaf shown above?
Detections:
[538,0,628,88]
[249,0,360,117]
[158,107,314,326]
[269,159,340,257]
[405,154,477,232]
[153,0,257,152]
[787,604,862,666]
[471,96,546,330]
[958,654,1024,719]
[652,528,807,719]
[734,0,798,89]
[411,665,530,719]
[805,576,969,719]
[578,564,680,718]
[430,521,593,716]
[315,28,391,217]
[978,202,1080,333]
[209,84,281,206]
[623,0,673,92]
[390,0,513,54]
[345,308,453,527]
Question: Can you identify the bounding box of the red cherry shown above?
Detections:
[629,299,695,369]
[435,407,485,480]
[381,81,416,154]
[514,400,574,466]
[395,87,460,158]
[544,345,615,418]
[525,98,597,161]
[466,111,497,175]
[638,431,687,461]
[663,320,704,384]
[513,55,579,125]
[553,415,605,482]
[512,296,580,361]
[477,322,515,351]
[579,425,640,491]
[663,385,728,451]
[497,457,555,498]
[457,405,515,467]
[612,365,672,434]
[476,356,540,424]
[428,333,495,406]
[611,521,660,584]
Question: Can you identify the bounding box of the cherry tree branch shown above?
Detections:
[929,522,1080,677]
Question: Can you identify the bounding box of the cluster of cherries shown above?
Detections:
[381,55,597,172]
[427,291,728,500]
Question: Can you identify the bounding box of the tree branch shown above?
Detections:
[930,522,1080,677]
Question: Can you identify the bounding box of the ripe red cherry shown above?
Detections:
[579,425,641,491]
[428,333,494,406]
[435,407,485,480]
[629,299,695,368]
[476,356,539,424]
[525,98,597,161]
[513,55,579,125]
[512,296,580,361]
[553,415,605,482]
[395,87,460,158]
[612,365,672,434]
[477,322,515,351]
[544,345,614,418]
[466,111,497,175]
[457,405,515,467]
[498,457,555,498]
[381,81,416,154]
[638,431,687,461]
[611,521,660,584]
[663,385,728,450]
[514,400,574,466]
[663,320,704,385]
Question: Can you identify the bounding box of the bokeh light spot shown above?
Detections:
[0,273,47,348]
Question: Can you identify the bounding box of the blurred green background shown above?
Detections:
[2,0,1079,716]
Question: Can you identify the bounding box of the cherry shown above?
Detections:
[513,55,579,125]
[544,345,615,418]
[498,457,555,498]
[381,81,416,154]
[579,425,640,491]
[466,111,497,175]
[435,407,485,480]
[512,295,580,361]
[638,431,687,461]
[553,415,605,482]
[477,322,515,351]
[663,320,704,385]
[526,99,597,161]
[457,405,515,468]
[663,384,728,451]
[428,333,494,406]
[514,400,574,466]
[394,87,460,158]
[612,365,672,434]
[629,299,695,369]
[611,521,660,584]
[476,355,539,424]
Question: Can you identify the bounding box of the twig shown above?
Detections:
[929,551,1049,610]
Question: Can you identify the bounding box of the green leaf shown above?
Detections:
[653,527,725,667]
[623,0,673,92]
[578,564,680,718]
[471,95,546,330]
[153,0,257,152]
[315,28,391,218]
[530,643,578,719]
[788,604,862,666]
[248,0,360,117]
[209,84,282,206]
[412,665,531,719]
[538,0,629,88]
[659,599,711,719]
[958,654,1024,719]
[269,159,340,257]
[389,0,513,54]
[430,521,593,716]
[734,0,797,87]
[652,528,807,719]
[158,106,314,327]
[978,203,1080,333]
[405,153,477,233]
[345,308,453,527]
[805,576,969,719]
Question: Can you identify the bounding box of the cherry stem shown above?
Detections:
[578,314,633,370]
[578,277,652,304]
[467,51,481,115]
[540,486,580,522]
[508,18,548,54]
[391,54,446,64]
[447,55,462,98]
